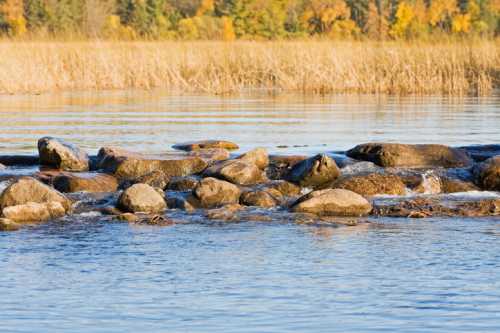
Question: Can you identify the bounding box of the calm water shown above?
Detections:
[0,91,499,332]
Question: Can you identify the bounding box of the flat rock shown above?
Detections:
[347,143,473,168]
[173,140,239,151]
[52,172,118,193]
[203,160,267,186]
[286,154,340,188]
[460,144,500,162]
[3,202,66,223]
[193,177,241,208]
[38,137,89,171]
[332,172,407,196]
[292,189,372,216]
[473,156,500,191]
[0,177,72,212]
[441,177,480,193]
[0,155,39,166]
[117,183,166,214]
[236,148,269,169]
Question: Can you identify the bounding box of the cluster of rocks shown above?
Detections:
[1,137,499,232]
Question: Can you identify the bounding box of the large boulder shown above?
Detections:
[203,160,267,186]
[240,190,279,208]
[129,170,170,190]
[53,172,118,193]
[346,143,473,168]
[117,184,166,213]
[173,140,239,151]
[0,177,72,212]
[332,173,406,196]
[193,177,241,208]
[267,155,307,180]
[38,137,89,171]
[285,154,340,188]
[236,148,269,170]
[291,189,372,216]
[473,156,500,191]
[96,147,207,179]
[3,202,66,223]
[167,176,199,191]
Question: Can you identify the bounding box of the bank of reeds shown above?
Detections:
[0,40,498,95]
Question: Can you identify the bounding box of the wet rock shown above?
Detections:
[460,144,500,162]
[117,183,166,214]
[347,143,473,168]
[137,214,175,226]
[236,148,269,169]
[0,177,72,212]
[0,155,39,166]
[262,180,301,197]
[332,173,406,196]
[203,160,267,186]
[167,176,199,191]
[188,148,231,165]
[441,177,480,193]
[166,192,200,212]
[412,174,442,195]
[101,206,123,215]
[285,154,340,188]
[3,202,66,223]
[267,155,307,180]
[173,140,239,151]
[117,213,139,223]
[205,204,243,221]
[240,190,279,208]
[473,156,500,191]
[193,177,241,208]
[129,170,170,190]
[291,189,372,216]
[53,172,118,193]
[38,137,89,171]
[96,147,207,179]
[0,218,21,231]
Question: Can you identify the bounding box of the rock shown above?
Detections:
[0,177,72,212]
[130,170,170,190]
[291,189,372,216]
[203,160,267,186]
[117,213,139,223]
[473,156,500,191]
[412,174,442,194]
[3,202,66,223]
[0,155,39,166]
[347,143,473,168]
[236,148,269,169]
[205,204,243,221]
[188,148,230,164]
[441,178,480,193]
[262,180,301,197]
[96,147,208,179]
[286,154,340,188]
[332,173,406,196]
[101,206,123,215]
[53,172,118,193]
[267,155,307,180]
[0,218,21,231]
[173,140,239,151]
[166,192,200,212]
[193,177,241,208]
[460,144,500,162]
[38,137,89,171]
[167,176,199,191]
[0,163,5,170]
[117,184,166,214]
[240,190,279,208]
[137,215,175,226]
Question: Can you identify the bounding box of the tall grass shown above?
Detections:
[0,40,498,95]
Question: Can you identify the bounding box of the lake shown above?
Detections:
[0,91,499,332]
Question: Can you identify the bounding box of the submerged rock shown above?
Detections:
[203,160,267,186]
[96,147,207,179]
[332,172,406,196]
[38,137,89,171]
[193,177,241,208]
[473,156,500,191]
[117,183,166,214]
[3,202,66,223]
[0,177,72,212]
[0,218,21,231]
[460,144,500,162]
[347,143,473,168]
[173,140,239,151]
[53,172,118,193]
[236,148,269,170]
[291,189,372,216]
[205,204,244,221]
[166,192,200,212]
[286,154,340,188]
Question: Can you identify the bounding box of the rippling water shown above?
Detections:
[0,91,499,332]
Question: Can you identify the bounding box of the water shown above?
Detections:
[0,91,499,332]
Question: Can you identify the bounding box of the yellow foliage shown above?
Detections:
[222,16,236,41]
[452,14,471,33]
[196,0,214,17]
[489,0,500,14]
[428,0,457,26]
[301,0,352,34]
[102,15,137,40]
[329,19,359,38]
[7,16,27,36]
[390,2,415,38]
[178,18,199,40]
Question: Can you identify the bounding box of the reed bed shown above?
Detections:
[0,40,498,95]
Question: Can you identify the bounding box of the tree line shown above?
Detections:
[0,0,499,39]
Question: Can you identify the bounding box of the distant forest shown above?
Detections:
[0,0,499,39]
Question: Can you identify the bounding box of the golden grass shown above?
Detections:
[0,40,498,95]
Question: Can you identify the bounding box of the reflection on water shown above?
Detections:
[0,90,499,155]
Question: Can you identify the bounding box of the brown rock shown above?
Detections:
[188,148,230,164]
[412,174,442,194]
[0,218,21,231]
[286,154,340,188]
[292,189,372,216]
[193,177,241,208]
[473,156,500,191]
[117,213,139,223]
[267,155,308,180]
[347,143,473,168]
[205,204,243,221]
[53,172,118,193]
[332,173,406,196]
[167,176,199,191]
[38,137,89,171]
[173,140,239,151]
[240,190,279,208]
[263,180,302,197]
[203,160,267,186]
[131,170,170,190]
[441,178,480,193]
[0,177,72,212]
[166,193,200,212]
[236,148,269,169]
[3,202,66,223]
[117,183,166,213]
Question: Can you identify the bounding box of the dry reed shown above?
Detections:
[0,40,498,95]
